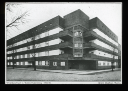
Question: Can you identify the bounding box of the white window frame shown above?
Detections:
[53,62,57,66]
[36,61,38,65]
[61,62,65,66]
[42,61,45,65]
[45,61,49,66]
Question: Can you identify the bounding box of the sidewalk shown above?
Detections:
[8,67,121,75]
[35,68,121,75]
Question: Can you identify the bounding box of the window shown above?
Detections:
[42,61,45,65]
[10,62,13,65]
[28,62,32,65]
[21,55,23,58]
[25,54,27,58]
[14,56,16,59]
[74,49,82,53]
[23,54,25,58]
[45,31,49,36]
[74,54,82,57]
[35,53,38,57]
[36,61,38,65]
[114,49,118,53]
[53,62,57,66]
[45,42,49,46]
[74,43,82,47]
[61,50,64,54]
[45,61,49,66]
[10,56,12,59]
[107,62,109,66]
[98,62,101,66]
[45,51,49,56]
[35,35,40,40]
[61,62,65,66]
[8,62,9,65]
[103,62,105,66]
[74,31,82,36]
[27,54,30,58]
[40,32,45,38]
[25,62,28,65]
[21,62,23,65]
[74,32,78,36]
[30,53,33,57]
[38,61,42,65]
[49,38,61,46]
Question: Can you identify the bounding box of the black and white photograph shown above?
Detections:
[5,2,122,84]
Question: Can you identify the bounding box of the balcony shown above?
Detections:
[7,41,73,57]
[7,29,73,51]
[84,31,118,49]
[59,29,73,41]
[7,54,73,62]
[84,42,119,56]
[83,53,118,62]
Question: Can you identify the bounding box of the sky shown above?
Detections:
[6,2,122,45]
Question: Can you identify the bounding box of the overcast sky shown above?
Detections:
[6,2,122,45]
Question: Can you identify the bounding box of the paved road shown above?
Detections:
[6,68,121,81]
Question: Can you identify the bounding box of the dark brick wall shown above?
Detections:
[64,9,89,29]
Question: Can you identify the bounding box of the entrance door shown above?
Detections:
[69,61,79,69]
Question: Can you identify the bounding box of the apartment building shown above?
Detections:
[7,9,121,70]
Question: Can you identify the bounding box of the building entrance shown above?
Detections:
[68,60,96,70]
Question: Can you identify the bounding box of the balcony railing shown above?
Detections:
[7,41,73,57]
[84,53,118,61]
[84,31,118,49]
[84,42,119,56]
[7,54,73,62]
[7,29,73,52]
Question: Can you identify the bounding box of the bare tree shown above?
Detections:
[6,3,29,30]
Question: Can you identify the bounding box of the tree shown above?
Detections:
[6,3,29,29]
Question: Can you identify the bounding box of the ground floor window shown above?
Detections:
[16,62,19,65]
[98,61,111,66]
[10,62,13,65]
[28,62,32,65]
[98,62,101,66]
[36,61,38,65]
[53,62,57,66]
[21,62,23,65]
[61,62,65,66]
[38,61,42,65]
[42,61,45,65]
[25,62,28,65]
[45,61,49,66]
